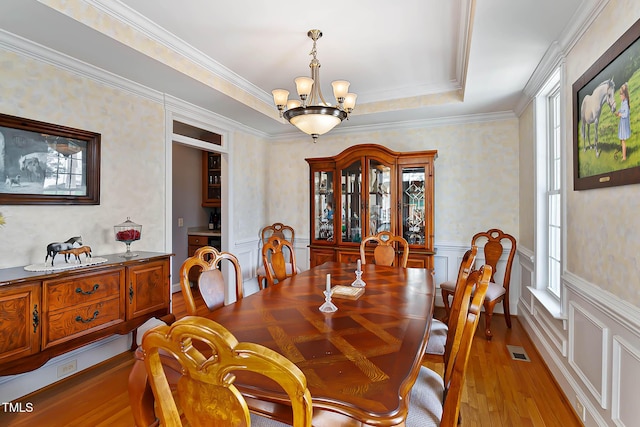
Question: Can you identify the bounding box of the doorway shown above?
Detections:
[166,114,231,293]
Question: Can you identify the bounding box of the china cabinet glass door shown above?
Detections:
[340,160,362,243]
[400,166,426,245]
[367,160,392,236]
[313,170,335,242]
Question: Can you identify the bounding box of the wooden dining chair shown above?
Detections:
[262,235,298,287]
[440,228,516,340]
[180,246,244,316]
[359,231,409,268]
[256,223,300,289]
[423,246,477,366]
[407,265,492,426]
[141,316,313,427]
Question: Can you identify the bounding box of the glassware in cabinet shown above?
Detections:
[313,170,335,241]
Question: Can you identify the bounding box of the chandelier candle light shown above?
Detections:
[272,29,357,143]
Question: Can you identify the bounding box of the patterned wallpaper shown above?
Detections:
[265,119,520,246]
[564,0,640,306]
[518,102,535,250]
[0,50,166,269]
[231,130,269,242]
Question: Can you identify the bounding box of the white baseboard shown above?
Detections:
[0,335,130,403]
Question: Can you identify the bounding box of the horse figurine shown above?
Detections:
[581,78,616,157]
[45,236,82,266]
[59,245,92,263]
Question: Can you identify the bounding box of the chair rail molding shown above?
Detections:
[564,272,640,332]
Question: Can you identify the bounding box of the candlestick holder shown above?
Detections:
[351,270,366,288]
[319,290,338,313]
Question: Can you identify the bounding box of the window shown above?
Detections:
[535,67,563,301]
[547,87,561,296]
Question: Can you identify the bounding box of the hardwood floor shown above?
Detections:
[1,291,582,426]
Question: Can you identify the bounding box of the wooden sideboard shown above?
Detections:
[0,252,172,375]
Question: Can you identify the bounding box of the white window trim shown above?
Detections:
[533,65,566,318]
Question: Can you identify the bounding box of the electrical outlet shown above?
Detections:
[57,359,77,378]
[575,397,586,421]
[177,217,184,227]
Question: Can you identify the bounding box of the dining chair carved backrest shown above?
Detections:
[262,235,298,287]
[423,246,477,367]
[359,231,409,268]
[440,265,491,424]
[179,246,244,316]
[440,229,516,339]
[409,264,492,427]
[141,316,314,427]
[257,223,299,289]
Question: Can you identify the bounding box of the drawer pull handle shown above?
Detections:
[33,304,39,333]
[75,310,100,324]
[76,284,100,295]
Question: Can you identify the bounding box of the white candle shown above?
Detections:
[357,259,361,272]
[326,274,331,293]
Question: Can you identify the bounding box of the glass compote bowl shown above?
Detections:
[114,217,142,257]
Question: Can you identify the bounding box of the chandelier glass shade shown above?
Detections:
[272,29,356,142]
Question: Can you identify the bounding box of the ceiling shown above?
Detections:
[0,0,591,138]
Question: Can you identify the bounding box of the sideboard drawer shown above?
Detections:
[188,235,208,246]
[43,297,124,348]
[44,268,124,310]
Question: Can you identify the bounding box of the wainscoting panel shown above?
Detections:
[569,302,609,409]
[517,248,640,427]
[534,305,567,356]
[611,335,640,426]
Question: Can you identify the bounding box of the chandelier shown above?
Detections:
[272,29,357,143]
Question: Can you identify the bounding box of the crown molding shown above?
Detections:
[86,0,272,106]
[268,110,516,141]
[0,28,268,139]
[164,94,269,139]
[516,0,608,115]
[0,29,163,104]
[456,0,476,100]
[1,28,513,144]
[1,16,517,144]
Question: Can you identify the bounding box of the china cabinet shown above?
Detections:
[306,144,436,268]
[202,151,221,207]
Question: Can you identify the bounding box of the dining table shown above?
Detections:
[130,261,435,427]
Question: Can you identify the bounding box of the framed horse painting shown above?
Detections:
[573,17,640,190]
[0,113,100,204]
